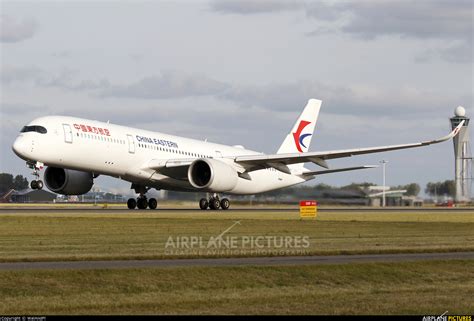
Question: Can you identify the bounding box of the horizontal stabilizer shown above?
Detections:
[302,165,378,176]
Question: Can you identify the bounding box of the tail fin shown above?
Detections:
[277,99,321,155]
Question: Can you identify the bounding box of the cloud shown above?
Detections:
[52,51,71,59]
[438,41,474,64]
[414,41,473,64]
[0,102,50,116]
[309,1,473,63]
[210,1,473,63]
[219,80,462,120]
[0,66,45,85]
[210,0,303,14]
[0,15,38,43]
[99,70,229,99]
[220,80,348,111]
[39,69,110,91]
[1,65,110,91]
[2,67,227,98]
[216,0,472,43]
[3,64,466,119]
[32,66,461,120]
[306,1,472,41]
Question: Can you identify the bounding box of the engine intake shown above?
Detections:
[188,159,238,192]
[44,167,94,195]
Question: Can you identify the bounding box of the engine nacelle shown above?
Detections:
[44,167,94,195]
[188,159,238,192]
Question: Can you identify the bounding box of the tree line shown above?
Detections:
[0,173,29,194]
[425,180,455,198]
[253,180,455,198]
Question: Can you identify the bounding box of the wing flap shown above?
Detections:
[146,158,195,180]
[147,158,194,171]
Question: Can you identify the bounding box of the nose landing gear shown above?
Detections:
[199,194,230,210]
[27,161,44,190]
[30,180,43,190]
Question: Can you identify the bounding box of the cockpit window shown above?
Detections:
[20,125,47,134]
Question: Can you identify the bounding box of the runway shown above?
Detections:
[0,251,473,270]
[0,206,473,213]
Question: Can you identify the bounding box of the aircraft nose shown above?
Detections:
[12,136,28,159]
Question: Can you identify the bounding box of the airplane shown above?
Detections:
[12,99,463,210]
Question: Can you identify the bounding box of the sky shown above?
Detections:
[1,0,473,196]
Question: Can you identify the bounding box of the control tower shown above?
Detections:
[450,106,472,202]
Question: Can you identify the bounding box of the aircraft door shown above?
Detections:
[63,124,73,143]
[127,134,135,154]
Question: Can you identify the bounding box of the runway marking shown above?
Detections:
[0,252,472,270]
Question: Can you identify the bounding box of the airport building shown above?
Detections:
[56,191,127,203]
[10,189,57,203]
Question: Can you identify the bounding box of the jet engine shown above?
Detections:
[188,159,238,192]
[44,167,94,195]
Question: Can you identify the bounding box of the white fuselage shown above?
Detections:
[12,116,308,195]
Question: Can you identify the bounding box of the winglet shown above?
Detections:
[424,120,465,145]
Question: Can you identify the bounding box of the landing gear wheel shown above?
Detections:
[137,198,148,210]
[127,198,137,209]
[209,198,220,210]
[27,161,43,191]
[220,198,230,210]
[148,198,157,210]
[199,198,209,210]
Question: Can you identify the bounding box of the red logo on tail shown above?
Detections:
[293,120,312,152]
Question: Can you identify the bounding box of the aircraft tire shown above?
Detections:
[148,198,157,210]
[210,198,220,210]
[127,198,137,209]
[220,198,230,210]
[199,198,209,210]
[137,198,148,210]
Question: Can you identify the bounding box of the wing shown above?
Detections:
[235,120,464,171]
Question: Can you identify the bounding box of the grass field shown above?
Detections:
[0,208,472,315]
[0,209,472,262]
[0,260,472,314]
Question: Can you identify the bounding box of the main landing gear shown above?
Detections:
[199,194,230,210]
[127,184,157,210]
[127,196,158,210]
[27,161,44,190]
